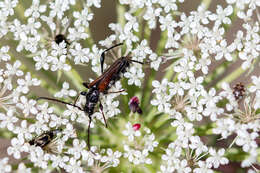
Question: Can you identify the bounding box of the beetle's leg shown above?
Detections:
[37,97,83,111]
[100,43,123,73]
[99,103,108,128]
[69,91,86,109]
[87,116,92,150]
[73,92,81,106]
[87,116,96,155]
[107,89,125,94]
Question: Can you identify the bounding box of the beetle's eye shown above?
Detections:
[29,139,34,145]
[80,91,87,96]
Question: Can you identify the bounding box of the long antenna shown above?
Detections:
[37,97,83,111]
[103,43,123,54]
[100,43,124,73]
[130,59,144,64]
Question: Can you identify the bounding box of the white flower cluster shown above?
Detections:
[63,139,122,171]
[212,76,260,170]
[122,122,158,165]
[147,1,259,168]
[0,56,41,127]
[152,75,259,171]
[7,119,121,173]
[54,82,77,98]
[151,74,260,171]
[160,124,228,173]
[16,0,96,72]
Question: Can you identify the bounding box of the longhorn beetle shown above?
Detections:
[37,43,143,149]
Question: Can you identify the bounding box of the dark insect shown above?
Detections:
[29,129,62,152]
[55,34,70,45]
[233,82,245,100]
[37,43,143,149]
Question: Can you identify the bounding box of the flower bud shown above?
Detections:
[132,123,141,131]
[128,96,142,114]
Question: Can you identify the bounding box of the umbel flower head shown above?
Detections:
[0,0,259,172]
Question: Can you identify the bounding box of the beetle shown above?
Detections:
[54,34,70,48]
[37,43,143,149]
[29,128,62,153]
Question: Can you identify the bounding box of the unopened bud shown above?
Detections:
[128,96,142,114]
[132,123,141,131]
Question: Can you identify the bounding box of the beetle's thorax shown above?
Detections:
[84,86,100,116]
